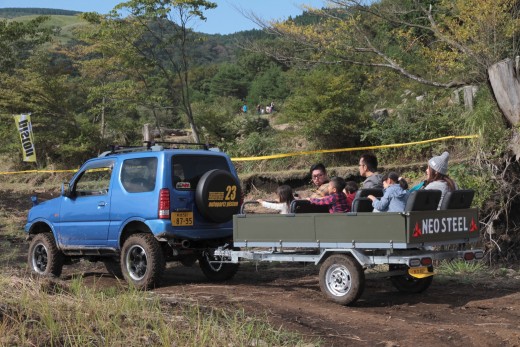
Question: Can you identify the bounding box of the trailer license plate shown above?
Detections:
[172,211,193,226]
[408,267,429,277]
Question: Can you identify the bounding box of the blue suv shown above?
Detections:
[25,143,242,289]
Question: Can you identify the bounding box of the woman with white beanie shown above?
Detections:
[424,151,458,209]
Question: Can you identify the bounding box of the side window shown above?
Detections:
[121,157,158,193]
[75,167,112,196]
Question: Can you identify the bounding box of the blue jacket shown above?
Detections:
[372,184,409,212]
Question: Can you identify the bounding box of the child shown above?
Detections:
[308,177,349,213]
[257,185,295,214]
[367,172,409,212]
[344,180,358,211]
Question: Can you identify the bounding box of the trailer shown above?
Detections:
[212,190,484,306]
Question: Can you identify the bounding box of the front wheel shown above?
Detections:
[198,251,239,282]
[120,233,165,290]
[319,254,365,306]
[28,233,64,277]
[389,265,434,293]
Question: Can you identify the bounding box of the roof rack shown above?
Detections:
[151,141,219,151]
[98,141,220,157]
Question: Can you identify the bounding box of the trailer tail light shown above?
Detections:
[474,250,484,259]
[158,188,170,219]
[421,257,432,266]
[409,258,421,267]
[464,252,475,261]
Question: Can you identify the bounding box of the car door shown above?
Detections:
[58,159,115,247]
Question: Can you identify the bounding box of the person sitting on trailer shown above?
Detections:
[309,163,330,198]
[308,177,349,213]
[257,185,295,215]
[367,172,409,212]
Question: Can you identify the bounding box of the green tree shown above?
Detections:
[283,68,368,149]
[0,16,53,72]
[209,63,248,99]
[95,0,218,143]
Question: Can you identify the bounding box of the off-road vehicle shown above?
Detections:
[25,143,241,289]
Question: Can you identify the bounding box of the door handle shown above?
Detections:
[98,202,107,207]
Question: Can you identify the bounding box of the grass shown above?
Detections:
[0,274,317,346]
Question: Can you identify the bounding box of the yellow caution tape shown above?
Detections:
[231,135,479,161]
[0,169,77,175]
[0,135,479,173]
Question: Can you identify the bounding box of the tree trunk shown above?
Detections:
[488,58,520,158]
[488,58,520,125]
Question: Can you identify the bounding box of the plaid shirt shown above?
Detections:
[310,192,349,213]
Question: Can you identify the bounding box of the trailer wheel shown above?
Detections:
[199,251,239,282]
[28,233,64,277]
[389,265,433,293]
[319,254,365,306]
[121,233,165,290]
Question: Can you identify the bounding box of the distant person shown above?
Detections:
[424,151,458,209]
[308,177,349,213]
[367,172,409,212]
[344,180,359,211]
[242,104,248,113]
[257,185,295,214]
[270,101,275,113]
[256,104,261,114]
[359,153,383,189]
[309,163,330,198]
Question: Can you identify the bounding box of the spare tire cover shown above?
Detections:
[195,169,241,223]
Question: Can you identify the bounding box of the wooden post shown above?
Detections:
[143,123,151,144]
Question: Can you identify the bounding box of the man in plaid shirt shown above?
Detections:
[308,177,349,213]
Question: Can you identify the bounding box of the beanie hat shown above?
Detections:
[428,151,449,175]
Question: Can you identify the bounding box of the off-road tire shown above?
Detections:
[199,252,239,282]
[28,233,64,277]
[319,254,365,306]
[121,233,165,290]
[103,258,123,279]
[389,265,434,293]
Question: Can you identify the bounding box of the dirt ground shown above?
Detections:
[3,189,520,346]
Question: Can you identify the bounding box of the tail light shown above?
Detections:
[158,188,170,219]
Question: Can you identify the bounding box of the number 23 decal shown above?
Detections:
[225,185,237,200]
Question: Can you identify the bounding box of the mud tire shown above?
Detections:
[121,233,165,290]
[28,233,64,277]
[199,252,239,282]
[103,258,124,278]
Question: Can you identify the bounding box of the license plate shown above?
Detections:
[408,266,431,278]
[171,211,193,226]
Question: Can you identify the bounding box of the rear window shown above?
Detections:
[121,157,158,193]
[172,155,230,190]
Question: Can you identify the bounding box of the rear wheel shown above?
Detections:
[319,254,365,306]
[28,233,64,277]
[198,251,239,282]
[389,265,434,293]
[121,233,165,290]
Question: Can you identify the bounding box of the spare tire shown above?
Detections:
[196,169,241,223]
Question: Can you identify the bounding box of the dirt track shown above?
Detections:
[3,189,520,346]
[66,261,519,347]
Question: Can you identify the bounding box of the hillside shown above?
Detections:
[0,7,81,18]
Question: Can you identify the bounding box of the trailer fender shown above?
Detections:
[317,249,372,267]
